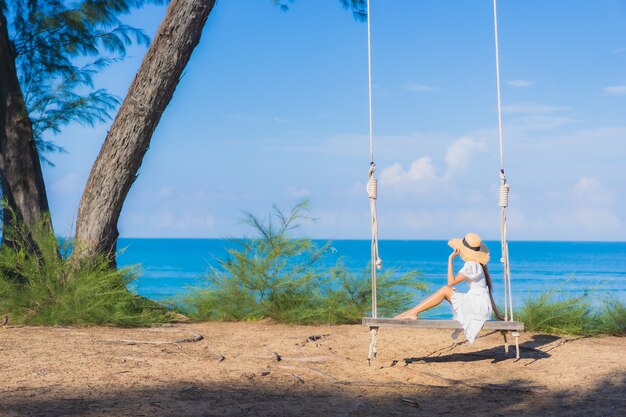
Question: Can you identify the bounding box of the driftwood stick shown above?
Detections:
[290,373,305,384]
[203,346,225,362]
[306,334,331,342]
[401,398,420,407]
[0,384,62,394]
[414,370,540,393]
[260,355,336,363]
[282,355,336,363]
[335,380,432,388]
[103,333,204,346]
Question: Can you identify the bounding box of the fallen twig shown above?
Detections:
[299,334,332,346]
[335,380,431,388]
[103,333,204,346]
[0,384,62,394]
[203,346,225,362]
[290,373,305,384]
[414,370,540,393]
[306,334,330,343]
[401,398,420,407]
[284,355,336,363]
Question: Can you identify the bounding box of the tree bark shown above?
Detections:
[74,0,216,264]
[0,8,52,246]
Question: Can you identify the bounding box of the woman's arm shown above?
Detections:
[447,249,467,286]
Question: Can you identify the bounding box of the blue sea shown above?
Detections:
[117,239,626,319]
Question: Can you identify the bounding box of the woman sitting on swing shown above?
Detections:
[394,232,503,343]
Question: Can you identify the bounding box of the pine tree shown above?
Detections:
[0,0,163,248]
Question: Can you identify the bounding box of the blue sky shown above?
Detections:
[43,0,626,241]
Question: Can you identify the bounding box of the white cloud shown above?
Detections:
[444,137,487,177]
[130,210,215,236]
[224,113,290,124]
[375,137,488,199]
[611,47,626,54]
[506,80,534,88]
[602,85,626,96]
[499,102,575,132]
[501,103,569,114]
[288,187,312,198]
[572,176,616,206]
[380,157,438,194]
[405,83,438,93]
[525,177,623,239]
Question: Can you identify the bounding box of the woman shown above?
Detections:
[394,232,503,343]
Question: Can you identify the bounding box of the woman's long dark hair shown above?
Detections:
[482,263,504,321]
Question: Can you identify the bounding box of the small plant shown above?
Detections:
[598,296,626,336]
[0,215,170,326]
[516,287,626,336]
[177,200,427,324]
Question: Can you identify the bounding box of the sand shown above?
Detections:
[1,321,624,416]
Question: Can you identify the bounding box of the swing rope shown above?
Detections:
[366,0,514,327]
[365,0,382,363]
[366,0,381,325]
[493,0,514,321]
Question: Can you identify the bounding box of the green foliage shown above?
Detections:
[272,0,367,21]
[0,216,170,326]
[5,0,166,161]
[516,288,626,336]
[177,200,427,324]
[597,296,626,336]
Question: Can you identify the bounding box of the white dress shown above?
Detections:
[450,261,493,344]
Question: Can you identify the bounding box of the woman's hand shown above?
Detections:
[447,248,462,285]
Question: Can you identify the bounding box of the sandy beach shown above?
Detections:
[1,322,624,416]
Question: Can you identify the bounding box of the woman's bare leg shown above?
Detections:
[394,286,454,319]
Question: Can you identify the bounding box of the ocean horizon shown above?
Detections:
[116,238,626,319]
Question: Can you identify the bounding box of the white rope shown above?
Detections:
[366,0,381,320]
[493,0,505,171]
[368,327,378,365]
[493,0,514,321]
[368,164,381,319]
[367,0,374,163]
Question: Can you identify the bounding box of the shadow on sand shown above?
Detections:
[1,364,623,416]
[404,334,560,365]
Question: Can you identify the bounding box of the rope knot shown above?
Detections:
[368,162,376,177]
[367,178,378,199]
[367,163,378,199]
[499,183,510,207]
[376,257,382,270]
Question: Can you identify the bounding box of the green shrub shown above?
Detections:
[516,290,599,335]
[598,296,626,336]
[516,288,626,336]
[177,200,427,324]
[0,216,170,326]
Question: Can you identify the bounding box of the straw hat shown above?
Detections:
[448,232,490,264]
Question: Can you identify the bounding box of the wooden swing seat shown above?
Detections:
[362,317,523,331]
[362,317,524,361]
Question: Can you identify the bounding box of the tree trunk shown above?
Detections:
[74,0,216,265]
[0,8,52,247]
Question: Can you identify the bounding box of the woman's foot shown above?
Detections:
[393,313,419,320]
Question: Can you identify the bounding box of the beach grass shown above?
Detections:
[597,296,626,335]
[176,200,428,324]
[516,288,626,336]
[0,217,171,326]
